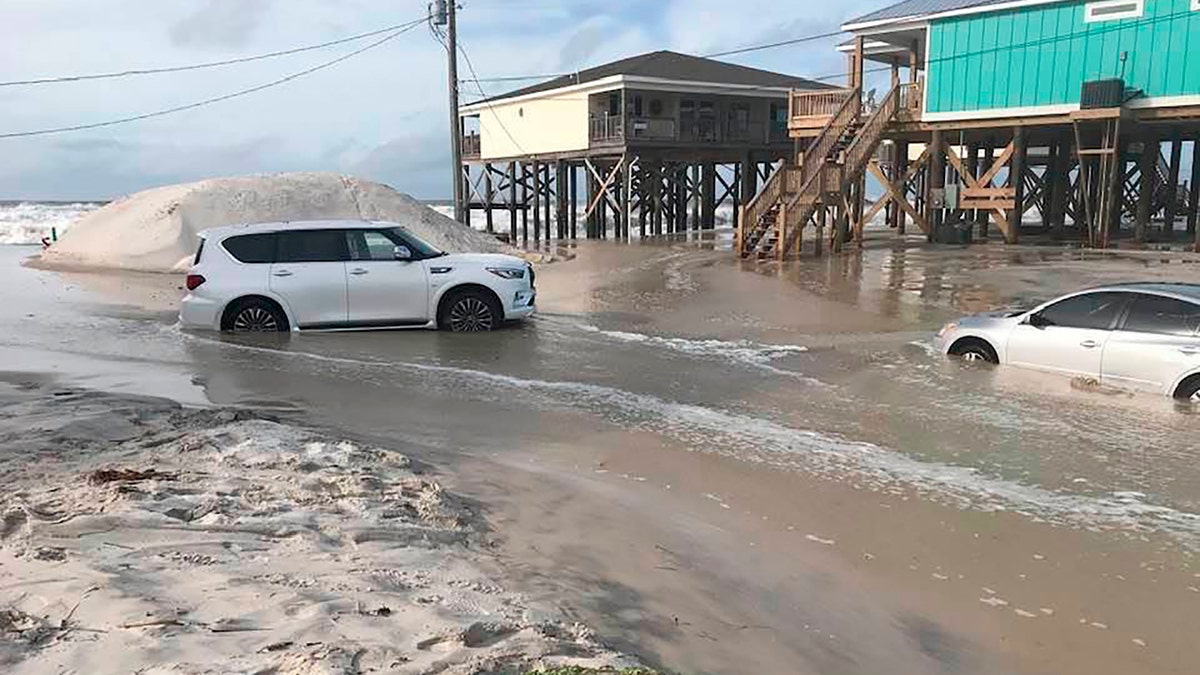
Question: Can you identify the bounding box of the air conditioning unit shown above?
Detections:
[1081,79,1125,109]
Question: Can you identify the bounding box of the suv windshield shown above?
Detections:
[389,227,444,258]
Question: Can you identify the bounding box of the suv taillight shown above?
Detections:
[185,274,206,291]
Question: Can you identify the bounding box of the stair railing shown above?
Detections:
[737,165,790,255]
[842,83,902,184]
[800,86,861,186]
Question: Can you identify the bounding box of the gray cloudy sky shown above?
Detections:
[0,0,885,200]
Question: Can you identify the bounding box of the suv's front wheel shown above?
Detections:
[439,289,501,332]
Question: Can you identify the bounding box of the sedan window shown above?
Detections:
[1122,295,1200,337]
[277,230,350,263]
[1038,292,1126,330]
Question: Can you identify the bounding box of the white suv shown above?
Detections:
[180,220,535,333]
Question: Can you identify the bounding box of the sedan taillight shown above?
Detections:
[185,274,206,291]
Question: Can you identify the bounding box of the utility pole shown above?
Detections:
[434,0,465,223]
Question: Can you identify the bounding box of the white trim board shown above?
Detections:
[843,0,1071,33]
[921,95,1200,121]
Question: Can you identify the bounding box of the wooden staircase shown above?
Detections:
[737,82,913,260]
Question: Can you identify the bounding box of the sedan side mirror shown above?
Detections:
[393,245,412,261]
[1026,312,1049,329]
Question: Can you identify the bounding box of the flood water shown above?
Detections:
[3,241,1199,674]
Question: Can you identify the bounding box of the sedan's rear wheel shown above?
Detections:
[440,290,501,333]
[949,338,998,365]
[1175,377,1200,402]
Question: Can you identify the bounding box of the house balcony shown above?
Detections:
[462,132,481,160]
[788,82,923,138]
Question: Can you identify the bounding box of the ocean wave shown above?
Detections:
[0,202,101,245]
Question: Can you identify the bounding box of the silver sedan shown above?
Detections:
[937,283,1200,400]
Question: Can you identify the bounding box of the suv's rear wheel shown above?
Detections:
[223,298,288,333]
[440,290,501,332]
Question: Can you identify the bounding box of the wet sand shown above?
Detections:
[3,241,1200,674]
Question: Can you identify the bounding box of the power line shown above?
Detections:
[0,19,426,88]
[0,17,428,140]
[701,29,843,59]
[455,38,529,157]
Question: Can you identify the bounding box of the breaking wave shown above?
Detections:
[0,202,102,245]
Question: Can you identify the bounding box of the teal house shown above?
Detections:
[841,0,1200,120]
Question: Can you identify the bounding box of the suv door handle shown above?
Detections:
[349,268,369,276]
[273,270,293,277]
[1180,346,1200,355]
[1080,340,1100,349]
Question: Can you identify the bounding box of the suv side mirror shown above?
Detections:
[393,245,412,261]
[1026,312,1049,329]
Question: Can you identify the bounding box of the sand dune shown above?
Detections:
[36,173,513,274]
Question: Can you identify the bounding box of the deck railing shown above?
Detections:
[897,80,923,119]
[790,89,854,121]
[462,133,481,158]
[590,115,625,143]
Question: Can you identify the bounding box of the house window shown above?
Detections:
[632,95,643,117]
[1085,0,1143,22]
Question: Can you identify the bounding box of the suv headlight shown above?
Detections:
[487,267,526,280]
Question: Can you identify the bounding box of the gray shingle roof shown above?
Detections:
[474,51,831,105]
[847,0,1031,26]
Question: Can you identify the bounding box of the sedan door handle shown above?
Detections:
[349,268,369,276]
[1079,340,1100,349]
[272,270,294,278]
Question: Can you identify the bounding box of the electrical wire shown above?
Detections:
[0,17,428,140]
[0,19,427,88]
[454,37,529,157]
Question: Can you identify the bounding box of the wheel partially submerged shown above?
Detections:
[949,338,999,365]
[440,289,502,333]
[223,298,288,333]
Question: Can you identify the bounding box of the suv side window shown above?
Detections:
[222,233,277,264]
[1122,295,1200,337]
[1038,292,1127,330]
[277,230,350,263]
[347,229,401,261]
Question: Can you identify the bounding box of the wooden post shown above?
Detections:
[1165,131,1183,237]
[1136,138,1156,243]
[928,129,945,243]
[851,36,865,90]
[701,163,716,229]
[586,165,597,239]
[979,143,994,239]
[624,157,633,239]
[554,161,567,240]
[896,140,909,234]
[1188,138,1200,237]
[815,204,826,257]
[484,163,494,234]
[532,160,541,244]
[1007,127,1026,244]
[569,164,578,240]
[676,164,688,234]
[909,40,920,84]
[1049,131,1069,238]
[597,164,608,240]
[508,161,518,244]
[964,143,980,234]
[690,164,700,231]
[520,163,529,245]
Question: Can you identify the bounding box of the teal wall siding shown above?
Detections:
[925,0,1200,114]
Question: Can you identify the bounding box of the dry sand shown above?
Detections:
[36,173,514,274]
[0,379,641,675]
